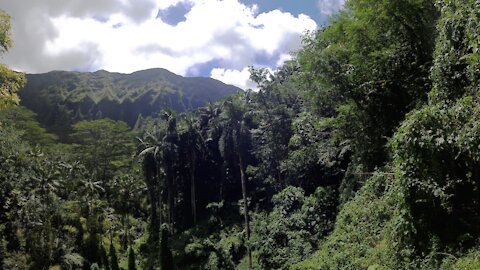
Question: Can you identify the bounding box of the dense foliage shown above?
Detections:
[5,0,480,269]
[0,10,25,108]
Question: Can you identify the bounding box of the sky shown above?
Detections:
[0,0,344,90]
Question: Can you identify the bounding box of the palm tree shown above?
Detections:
[77,171,106,267]
[22,158,66,269]
[219,93,253,269]
[137,125,165,243]
[110,174,143,250]
[138,110,179,234]
[199,102,226,201]
[179,113,207,225]
[161,109,179,229]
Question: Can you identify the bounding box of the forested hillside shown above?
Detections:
[20,69,239,137]
[3,0,480,269]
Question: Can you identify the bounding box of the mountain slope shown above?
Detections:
[19,68,240,135]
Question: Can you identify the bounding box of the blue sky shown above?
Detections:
[1,0,344,89]
[241,0,329,24]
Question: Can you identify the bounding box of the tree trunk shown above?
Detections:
[157,165,163,227]
[149,189,159,243]
[238,154,252,270]
[219,162,226,201]
[191,151,197,225]
[145,157,159,243]
[121,214,127,250]
[167,166,174,229]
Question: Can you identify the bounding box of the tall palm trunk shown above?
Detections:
[158,189,163,227]
[190,151,197,225]
[157,165,163,227]
[219,161,226,201]
[167,166,174,229]
[144,155,159,243]
[148,187,159,243]
[238,154,252,269]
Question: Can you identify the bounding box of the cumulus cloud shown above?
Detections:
[276,53,293,66]
[1,0,317,89]
[317,0,345,15]
[211,67,257,91]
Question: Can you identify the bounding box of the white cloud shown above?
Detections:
[317,0,345,15]
[1,0,317,88]
[276,53,293,66]
[211,67,256,90]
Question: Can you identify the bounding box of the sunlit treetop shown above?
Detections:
[0,10,25,109]
[0,10,12,53]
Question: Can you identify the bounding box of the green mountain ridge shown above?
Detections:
[19,68,240,135]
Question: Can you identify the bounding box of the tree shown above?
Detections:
[199,102,227,202]
[128,246,136,270]
[161,110,179,228]
[160,225,175,270]
[253,186,337,269]
[391,0,480,255]
[219,93,254,269]
[0,106,57,145]
[109,173,143,250]
[0,124,92,269]
[137,119,169,245]
[0,10,25,109]
[137,115,174,268]
[179,114,207,225]
[249,66,297,192]
[71,119,134,182]
[77,175,105,267]
[297,0,438,197]
[100,245,110,270]
[23,158,68,269]
[109,242,120,270]
[0,10,12,53]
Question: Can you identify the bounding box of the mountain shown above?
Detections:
[19,68,240,135]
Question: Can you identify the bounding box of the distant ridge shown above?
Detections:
[19,68,240,135]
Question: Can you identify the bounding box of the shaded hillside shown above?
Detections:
[19,68,240,135]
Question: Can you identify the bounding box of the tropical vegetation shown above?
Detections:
[3,0,480,269]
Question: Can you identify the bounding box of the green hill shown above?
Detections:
[19,68,240,135]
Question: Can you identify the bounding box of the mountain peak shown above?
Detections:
[19,68,240,136]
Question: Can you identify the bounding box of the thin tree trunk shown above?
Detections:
[191,151,197,225]
[219,162,225,201]
[239,154,252,270]
[145,155,160,243]
[159,192,163,226]
[167,166,174,229]
[149,189,159,243]
[125,213,130,248]
[157,165,163,227]
[121,214,127,250]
